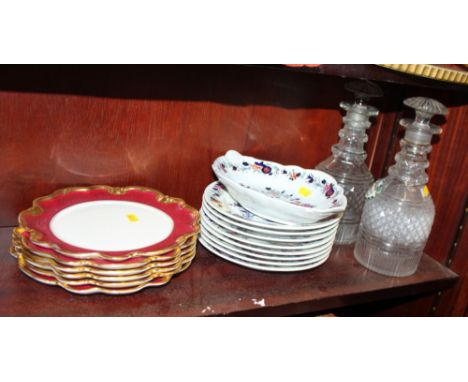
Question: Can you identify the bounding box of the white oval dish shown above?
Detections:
[212,151,347,224]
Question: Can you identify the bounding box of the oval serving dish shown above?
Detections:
[212,150,347,224]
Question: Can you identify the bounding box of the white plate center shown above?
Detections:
[49,200,174,251]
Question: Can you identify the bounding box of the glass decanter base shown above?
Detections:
[334,221,359,245]
[353,228,425,277]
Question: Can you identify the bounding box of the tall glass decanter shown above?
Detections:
[316,80,382,244]
[354,97,448,277]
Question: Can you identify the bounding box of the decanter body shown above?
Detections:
[316,81,382,244]
[354,97,448,277]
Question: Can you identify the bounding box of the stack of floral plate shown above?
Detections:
[199,182,340,272]
[10,186,199,294]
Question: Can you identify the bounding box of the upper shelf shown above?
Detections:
[377,64,468,85]
[255,64,468,93]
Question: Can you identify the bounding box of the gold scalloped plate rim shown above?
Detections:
[377,64,468,85]
[18,254,194,295]
[11,229,198,271]
[10,239,197,277]
[11,242,197,274]
[18,185,200,261]
[20,255,194,287]
[13,245,196,282]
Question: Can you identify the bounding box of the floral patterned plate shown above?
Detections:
[199,235,331,272]
[201,218,335,260]
[212,150,347,224]
[201,208,337,252]
[203,182,340,231]
[202,201,339,240]
[200,226,333,264]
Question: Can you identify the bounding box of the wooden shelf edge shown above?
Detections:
[226,268,458,316]
[0,227,459,316]
[250,64,468,93]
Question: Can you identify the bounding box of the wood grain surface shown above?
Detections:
[0,65,401,226]
[0,228,457,317]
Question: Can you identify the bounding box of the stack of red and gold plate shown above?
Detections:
[9,186,199,295]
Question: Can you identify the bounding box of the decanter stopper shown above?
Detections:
[399,97,448,145]
[339,81,382,135]
[316,80,382,245]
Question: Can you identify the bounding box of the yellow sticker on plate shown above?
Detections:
[298,186,311,197]
[422,186,430,197]
[127,214,139,222]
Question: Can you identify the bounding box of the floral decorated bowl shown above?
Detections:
[212,150,347,224]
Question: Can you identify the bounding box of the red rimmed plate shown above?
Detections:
[17,256,177,295]
[18,186,199,261]
[13,229,196,270]
[15,245,197,281]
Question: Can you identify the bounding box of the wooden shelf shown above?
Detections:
[254,64,468,93]
[0,227,457,316]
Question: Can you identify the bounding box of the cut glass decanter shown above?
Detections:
[354,96,448,277]
[316,80,382,244]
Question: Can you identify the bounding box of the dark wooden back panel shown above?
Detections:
[0,65,466,315]
[0,65,401,226]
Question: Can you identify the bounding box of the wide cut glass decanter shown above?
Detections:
[316,80,382,244]
[354,97,448,277]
